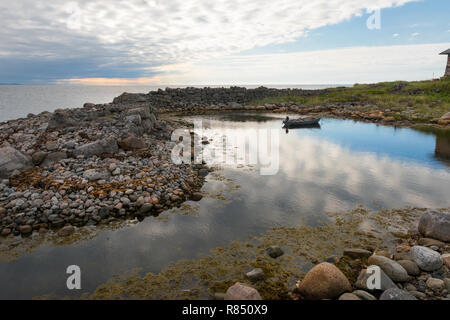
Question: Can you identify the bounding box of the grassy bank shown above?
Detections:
[253,79,450,121]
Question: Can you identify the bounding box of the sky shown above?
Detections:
[0,0,449,85]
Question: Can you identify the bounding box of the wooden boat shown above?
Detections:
[282,117,321,128]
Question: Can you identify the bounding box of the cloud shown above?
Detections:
[393,33,400,37]
[0,0,417,82]
[58,77,161,85]
[411,32,420,37]
[150,43,450,84]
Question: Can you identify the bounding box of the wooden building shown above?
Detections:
[440,48,450,77]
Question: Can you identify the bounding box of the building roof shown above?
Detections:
[440,48,450,55]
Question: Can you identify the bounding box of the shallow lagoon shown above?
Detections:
[0,113,449,299]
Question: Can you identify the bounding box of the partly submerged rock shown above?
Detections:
[266,246,284,258]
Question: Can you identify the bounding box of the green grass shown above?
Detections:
[252,79,450,120]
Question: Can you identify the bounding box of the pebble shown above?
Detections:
[224,282,261,300]
[245,268,264,281]
[426,278,445,292]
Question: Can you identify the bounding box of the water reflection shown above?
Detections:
[435,135,450,162]
[0,114,449,299]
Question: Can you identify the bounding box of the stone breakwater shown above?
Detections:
[112,86,324,108]
[0,98,208,237]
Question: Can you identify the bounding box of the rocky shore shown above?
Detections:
[219,209,450,301]
[0,86,448,238]
[0,86,449,301]
[0,95,209,237]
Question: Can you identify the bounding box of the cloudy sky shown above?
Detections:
[0,0,449,85]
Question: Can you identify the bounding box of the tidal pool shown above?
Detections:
[0,113,449,299]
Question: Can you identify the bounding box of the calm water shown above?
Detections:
[0,84,344,122]
[0,114,449,299]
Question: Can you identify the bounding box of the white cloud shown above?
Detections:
[0,0,416,67]
[151,43,450,84]
[393,33,400,37]
[411,32,420,37]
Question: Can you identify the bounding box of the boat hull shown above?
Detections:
[283,118,321,128]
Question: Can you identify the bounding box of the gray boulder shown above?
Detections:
[73,137,118,158]
[368,255,409,282]
[380,288,417,300]
[410,246,443,272]
[83,169,111,182]
[418,210,450,242]
[0,147,33,179]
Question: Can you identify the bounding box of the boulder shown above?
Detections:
[73,137,118,158]
[0,147,33,179]
[379,288,417,300]
[368,255,409,282]
[343,248,372,259]
[410,246,443,272]
[224,282,262,300]
[355,266,397,291]
[118,136,147,151]
[418,210,450,242]
[297,262,352,300]
[397,260,420,276]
